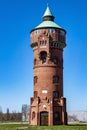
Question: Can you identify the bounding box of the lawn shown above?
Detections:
[0,123,28,130]
[0,123,87,130]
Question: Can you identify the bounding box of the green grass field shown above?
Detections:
[0,123,87,130]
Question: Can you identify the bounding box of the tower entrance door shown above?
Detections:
[40,112,48,126]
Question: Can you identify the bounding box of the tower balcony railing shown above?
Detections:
[50,40,66,48]
[30,42,38,48]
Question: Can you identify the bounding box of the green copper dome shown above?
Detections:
[30,6,66,32]
[35,6,62,29]
[36,21,61,29]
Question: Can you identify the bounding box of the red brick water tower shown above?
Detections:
[29,6,67,125]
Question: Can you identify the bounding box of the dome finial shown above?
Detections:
[42,6,54,22]
[43,6,52,17]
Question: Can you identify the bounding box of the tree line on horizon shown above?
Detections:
[0,105,29,122]
[0,107,21,122]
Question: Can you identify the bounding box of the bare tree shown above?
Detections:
[6,108,10,121]
[0,106,3,122]
[22,104,29,121]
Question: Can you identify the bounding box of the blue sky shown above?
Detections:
[0,0,87,113]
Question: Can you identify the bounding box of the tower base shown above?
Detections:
[29,96,67,126]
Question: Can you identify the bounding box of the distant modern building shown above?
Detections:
[29,6,67,125]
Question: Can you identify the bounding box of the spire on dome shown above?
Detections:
[42,6,54,21]
[43,6,53,17]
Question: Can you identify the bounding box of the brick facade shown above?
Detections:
[29,7,67,125]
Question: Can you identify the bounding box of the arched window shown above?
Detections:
[40,51,47,63]
[40,40,47,45]
[53,58,58,64]
[53,76,59,83]
[35,29,40,35]
[45,40,47,45]
[54,112,60,121]
[60,30,65,36]
[34,59,37,65]
[34,91,38,98]
[48,29,55,34]
[34,76,38,84]
[53,91,59,98]
[32,111,36,120]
